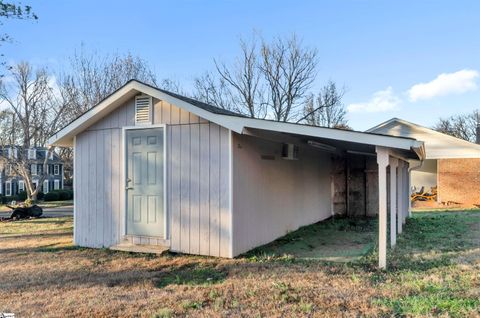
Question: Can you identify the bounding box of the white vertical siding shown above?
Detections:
[231,133,332,256]
[74,97,232,257]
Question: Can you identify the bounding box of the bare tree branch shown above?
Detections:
[434,109,480,142]
[0,62,66,200]
[297,81,348,128]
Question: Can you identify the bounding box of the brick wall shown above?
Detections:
[437,159,480,205]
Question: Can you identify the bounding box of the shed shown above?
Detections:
[49,80,425,268]
[368,118,480,207]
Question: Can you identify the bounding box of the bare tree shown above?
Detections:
[213,38,267,118]
[193,72,236,111]
[434,110,480,142]
[59,49,159,124]
[260,35,318,122]
[0,62,66,201]
[194,34,326,123]
[299,81,348,128]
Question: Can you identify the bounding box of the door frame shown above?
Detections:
[122,124,168,240]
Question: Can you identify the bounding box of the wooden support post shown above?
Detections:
[376,147,389,269]
[397,160,403,235]
[389,157,398,247]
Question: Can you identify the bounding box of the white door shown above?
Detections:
[125,128,165,238]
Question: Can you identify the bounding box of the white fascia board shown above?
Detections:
[229,117,423,152]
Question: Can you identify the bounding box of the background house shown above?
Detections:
[0,147,65,197]
[368,118,480,207]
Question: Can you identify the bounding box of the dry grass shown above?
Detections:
[0,212,479,317]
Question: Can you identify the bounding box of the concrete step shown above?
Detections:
[110,243,169,255]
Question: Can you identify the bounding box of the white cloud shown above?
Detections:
[347,87,401,113]
[407,69,479,102]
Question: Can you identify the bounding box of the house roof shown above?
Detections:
[48,80,424,160]
[0,146,62,162]
[367,117,480,159]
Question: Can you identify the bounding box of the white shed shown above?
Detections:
[49,80,425,268]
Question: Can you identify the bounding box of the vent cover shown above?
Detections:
[281,143,299,160]
[135,95,152,124]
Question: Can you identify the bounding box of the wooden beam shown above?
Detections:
[389,157,398,247]
[376,146,389,269]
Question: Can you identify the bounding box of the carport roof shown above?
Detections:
[48,80,425,160]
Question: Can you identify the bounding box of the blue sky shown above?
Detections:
[3,0,480,130]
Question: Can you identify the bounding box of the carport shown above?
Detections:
[235,121,425,269]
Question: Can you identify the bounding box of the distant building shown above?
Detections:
[368,118,480,207]
[0,147,65,196]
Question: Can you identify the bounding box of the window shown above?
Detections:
[7,148,12,159]
[43,180,49,193]
[5,181,11,196]
[31,164,37,175]
[13,148,17,158]
[135,95,152,124]
[54,179,60,190]
[54,164,60,175]
[19,180,24,192]
[28,148,36,160]
[32,180,38,190]
[5,164,11,176]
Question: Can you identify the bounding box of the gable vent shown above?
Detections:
[135,95,152,124]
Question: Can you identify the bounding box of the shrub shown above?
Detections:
[56,190,73,200]
[17,191,27,201]
[44,191,60,201]
[37,191,45,200]
[1,196,18,204]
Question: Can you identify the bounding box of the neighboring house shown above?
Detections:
[368,118,480,207]
[0,147,65,196]
[49,80,425,269]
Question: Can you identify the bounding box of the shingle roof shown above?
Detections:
[154,85,245,117]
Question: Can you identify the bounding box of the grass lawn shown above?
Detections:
[0,211,478,317]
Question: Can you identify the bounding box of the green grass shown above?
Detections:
[0,216,73,237]
[373,211,480,317]
[155,263,227,288]
[246,217,376,261]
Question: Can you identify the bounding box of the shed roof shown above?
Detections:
[367,118,480,159]
[48,80,424,160]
